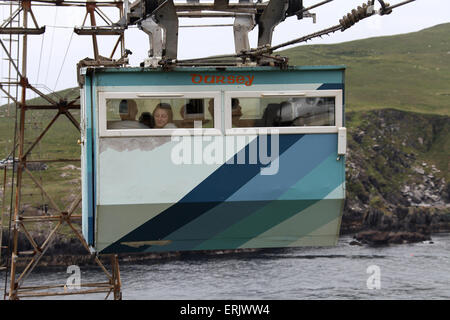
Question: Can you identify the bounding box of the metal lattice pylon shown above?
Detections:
[0,0,123,300]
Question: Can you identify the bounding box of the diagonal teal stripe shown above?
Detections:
[195,155,344,250]
[146,135,339,252]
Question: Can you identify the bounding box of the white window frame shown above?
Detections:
[98,91,222,137]
[224,90,343,135]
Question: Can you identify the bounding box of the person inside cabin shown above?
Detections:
[108,99,148,129]
[196,98,215,128]
[139,111,155,128]
[231,98,243,127]
[153,103,177,128]
[208,98,214,119]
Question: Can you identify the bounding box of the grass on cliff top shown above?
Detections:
[346,109,450,182]
[280,23,450,116]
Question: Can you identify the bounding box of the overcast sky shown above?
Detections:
[0,0,448,102]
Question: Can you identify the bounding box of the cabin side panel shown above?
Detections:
[96,134,344,253]
[80,76,96,245]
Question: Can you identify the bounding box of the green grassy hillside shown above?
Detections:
[0,88,81,228]
[0,87,80,158]
[0,23,448,241]
[280,23,450,116]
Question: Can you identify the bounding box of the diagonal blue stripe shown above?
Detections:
[101,134,303,253]
[318,83,343,90]
[145,135,338,252]
[227,134,336,201]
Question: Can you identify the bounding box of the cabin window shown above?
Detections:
[229,97,335,128]
[106,98,214,130]
[99,92,222,137]
[224,91,342,134]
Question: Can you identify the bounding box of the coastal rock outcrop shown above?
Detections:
[342,109,450,244]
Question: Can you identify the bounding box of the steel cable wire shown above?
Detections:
[35,31,45,90]
[53,29,74,91]
[43,7,57,87]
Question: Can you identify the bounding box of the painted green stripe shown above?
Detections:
[95,199,343,253]
[238,198,343,249]
[194,199,316,250]
[287,218,341,247]
[96,203,174,252]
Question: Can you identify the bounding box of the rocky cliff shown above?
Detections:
[342,109,450,244]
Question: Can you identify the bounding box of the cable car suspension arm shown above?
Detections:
[173,0,416,67]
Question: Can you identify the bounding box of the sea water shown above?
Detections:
[1,233,449,300]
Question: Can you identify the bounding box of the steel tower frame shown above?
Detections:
[1,0,125,300]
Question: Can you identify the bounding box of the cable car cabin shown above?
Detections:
[79,66,347,254]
